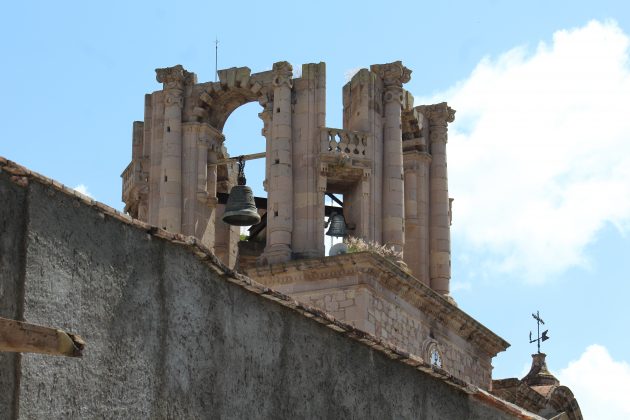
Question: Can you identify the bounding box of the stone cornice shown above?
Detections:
[247,252,510,357]
[370,61,412,86]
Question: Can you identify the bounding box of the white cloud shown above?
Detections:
[74,184,93,198]
[418,20,630,282]
[557,344,630,419]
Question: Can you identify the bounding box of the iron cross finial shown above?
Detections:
[529,310,550,353]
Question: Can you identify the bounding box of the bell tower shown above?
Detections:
[121,60,454,296]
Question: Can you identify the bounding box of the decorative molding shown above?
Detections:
[423,338,443,368]
[246,252,509,358]
[155,64,194,89]
[370,61,412,86]
[272,61,293,89]
[416,102,456,125]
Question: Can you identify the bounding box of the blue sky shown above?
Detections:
[2,1,630,417]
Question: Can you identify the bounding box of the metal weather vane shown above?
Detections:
[529,310,550,354]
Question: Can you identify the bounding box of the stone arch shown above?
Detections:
[187,66,277,260]
[189,66,275,192]
[190,66,273,132]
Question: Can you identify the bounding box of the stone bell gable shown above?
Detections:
[121,60,502,392]
[122,60,455,297]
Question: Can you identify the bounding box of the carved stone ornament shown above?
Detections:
[370,61,412,86]
[423,338,443,369]
[156,64,194,90]
[272,61,293,89]
[165,90,183,108]
[257,86,273,109]
[416,102,456,125]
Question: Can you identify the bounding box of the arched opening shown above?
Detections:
[222,101,266,197]
[324,193,344,255]
[221,101,267,267]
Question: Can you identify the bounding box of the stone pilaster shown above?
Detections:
[371,61,411,253]
[342,69,382,243]
[156,65,186,232]
[291,63,326,259]
[417,103,455,295]
[258,90,273,193]
[182,123,199,237]
[403,151,432,286]
[199,126,222,250]
[147,91,164,226]
[262,61,294,264]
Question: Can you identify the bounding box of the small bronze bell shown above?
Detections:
[222,157,261,226]
[325,212,347,237]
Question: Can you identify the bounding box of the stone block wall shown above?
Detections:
[294,283,491,388]
[366,290,492,387]
[293,286,369,328]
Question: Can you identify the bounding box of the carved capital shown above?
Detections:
[371,61,412,87]
[157,65,190,109]
[416,102,456,126]
[156,65,185,87]
[272,61,293,89]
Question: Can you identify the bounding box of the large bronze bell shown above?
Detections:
[222,185,261,226]
[326,212,347,237]
[222,157,261,226]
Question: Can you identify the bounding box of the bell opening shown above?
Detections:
[221,102,267,238]
[324,193,345,256]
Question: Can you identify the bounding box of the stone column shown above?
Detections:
[262,62,293,264]
[147,91,164,226]
[418,103,455,295]
[198,126,222,250]
[258,90,273,194]
[342,69,381,243]
[403,152,431,286]
[156,65,186,233]
[291,63,326,259]
[182,122,200,236]
[214,156,239,268]
[371,62,411,253]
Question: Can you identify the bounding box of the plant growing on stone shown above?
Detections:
[345,236,409,272]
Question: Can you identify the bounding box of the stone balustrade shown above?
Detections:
[322,127,368,156]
